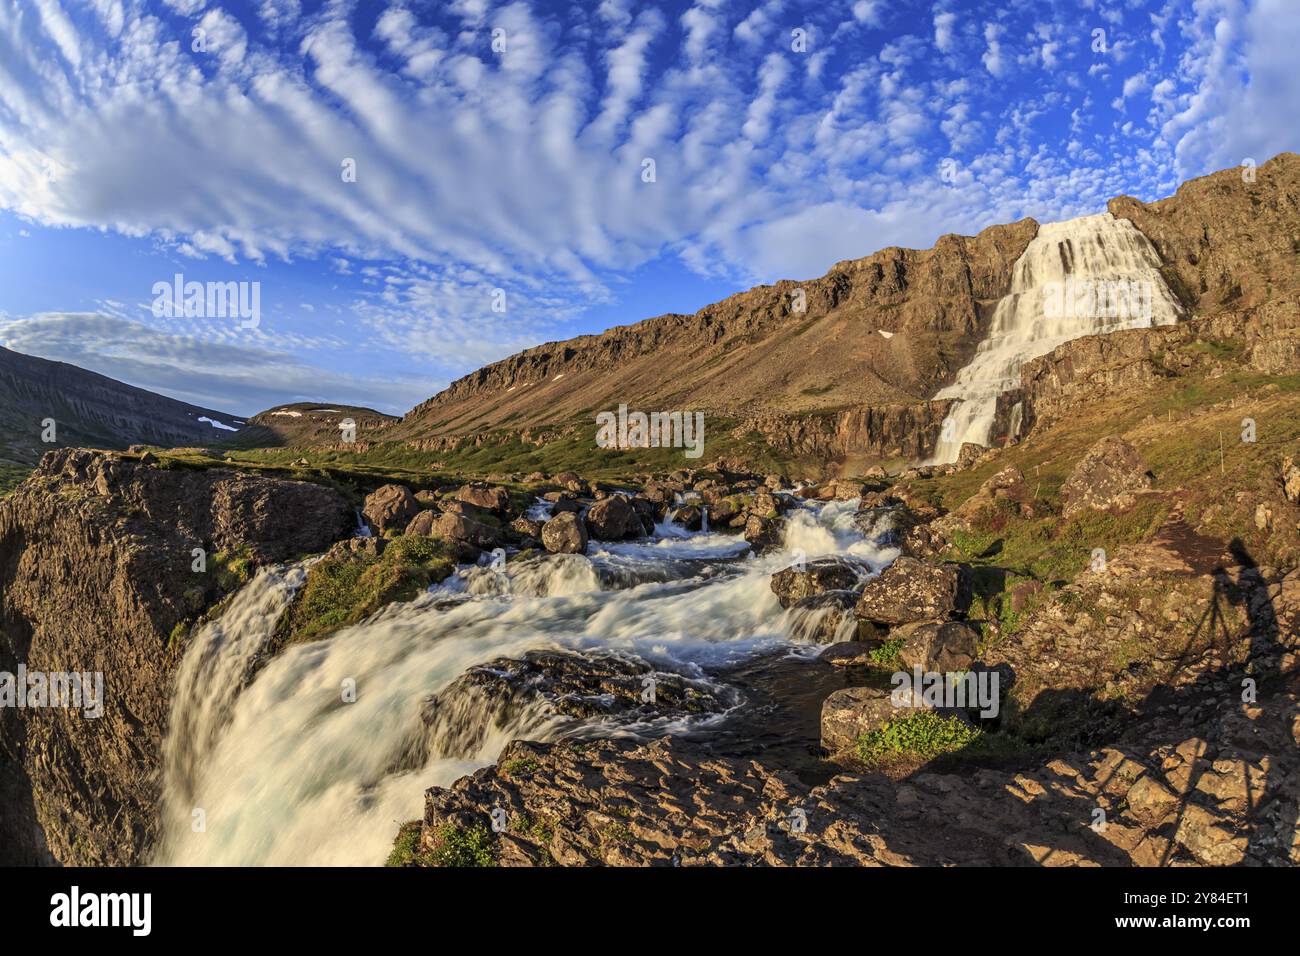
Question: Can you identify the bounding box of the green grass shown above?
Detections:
[855,711,983,766]
[0,464,32,498]
[278,535,455,643]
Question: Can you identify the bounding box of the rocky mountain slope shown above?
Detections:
[0,346,244,466]
[380,154,1299,470]
[394,218,1038,440]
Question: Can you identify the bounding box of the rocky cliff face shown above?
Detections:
[395,219,1038,440]
[1109,151,1300,377]
[0,346,244,466]
[735,400,955,462]
[0,450,352,865]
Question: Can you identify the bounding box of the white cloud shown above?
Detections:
[982,23,1008,77]
[0,312,433,414]
[934,12,957,54]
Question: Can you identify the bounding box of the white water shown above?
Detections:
[931,212,1182,463]
[153,496,896,866]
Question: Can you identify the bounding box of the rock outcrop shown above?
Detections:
[1060,436,1153,516]
[0,449,352,865]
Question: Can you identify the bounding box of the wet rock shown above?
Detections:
[418,650,733,764]
[894,620,981,672]
[770,558,862,609]
[542,512,588,554]
[545,493,583,515]
[585,495,643,541]
[1060,436,1153,516]
[669,504,703,531]
[817,641,879,667]
[363,483,421,534]
[743,513,785,553]
[854,557,971,625]
[787,591,859,643]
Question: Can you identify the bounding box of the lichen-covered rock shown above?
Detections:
[744,513,785,553]
[854,557,971,625]
[1060,436,1153,516]
[895,620,981,672]
[420,650,732,760]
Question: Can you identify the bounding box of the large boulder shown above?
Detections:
[408,510,501,559]
[770,558,862,608]
[421,650,731,758]
[854,557,971,626]
[585,495,642,541]
[455,484,511,514]
[894,620,981,672]
[363,483,421,534]
[542,512,588,554]
[1060,436,1153,516]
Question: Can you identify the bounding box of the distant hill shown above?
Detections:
[224,402,399,449]
[0,346,246,465]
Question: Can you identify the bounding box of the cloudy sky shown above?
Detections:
[0,0,1296,416]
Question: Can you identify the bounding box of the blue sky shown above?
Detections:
[0,0,1296,417]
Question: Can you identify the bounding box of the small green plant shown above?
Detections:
[426,824,497,867]
[867,636,905,667]
[504,757,539,776]
[855,711,982,765]
[385,821,435,867]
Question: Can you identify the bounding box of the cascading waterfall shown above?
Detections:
[153,495,897,866]
[930,212,1182,463]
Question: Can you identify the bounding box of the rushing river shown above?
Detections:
[153,496,896,865]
